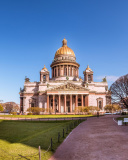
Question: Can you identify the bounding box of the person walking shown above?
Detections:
[97,111,99,118]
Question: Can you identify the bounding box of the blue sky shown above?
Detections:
[0,0,128,104]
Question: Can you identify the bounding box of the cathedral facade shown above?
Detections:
[20,38,110,114]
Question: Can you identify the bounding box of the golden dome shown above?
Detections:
[42,65,48,70]
[86,65,92,71]
[55,38,75,57]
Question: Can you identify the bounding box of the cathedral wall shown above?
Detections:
[39,85,47,91]
[88,83,108,92]
[89,94,106,109]
[94,87,106,92]
[54,77,79,81]
[49,82,64,86]
[25,86,38,93]
[23,96,31,112]
[23,96,39,112]
[88,85,95,90]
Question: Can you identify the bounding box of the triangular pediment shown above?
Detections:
[47,82,89,91]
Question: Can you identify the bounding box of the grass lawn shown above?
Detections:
[0,114,94,118]
[0,119,82,160]
[116,116,128,121]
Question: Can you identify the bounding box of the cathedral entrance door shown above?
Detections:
[67,101,70,112]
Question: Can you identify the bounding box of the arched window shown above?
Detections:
[43,75,46,82]
[31,103,34,107]
[78,98,81,106]
[88,75,91,82]
[51,99,53,107]
[97,98,103,110]
[99,101,102,109]
[55,99,58,112]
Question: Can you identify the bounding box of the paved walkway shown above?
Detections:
[49,115,128,160]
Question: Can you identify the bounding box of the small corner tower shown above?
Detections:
[40,65,49,82]
[83,65,93,83]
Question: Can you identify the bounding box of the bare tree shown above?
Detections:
[110,74,128,108]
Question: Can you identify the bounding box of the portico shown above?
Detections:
[46,82,89,113]
[47,93,89,113]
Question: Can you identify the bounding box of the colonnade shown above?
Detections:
[52,65,79,78]
[47,94,89,113]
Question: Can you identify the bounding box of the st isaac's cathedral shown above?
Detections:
[20,38,110,114]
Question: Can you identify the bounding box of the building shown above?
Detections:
[20,38,110,114]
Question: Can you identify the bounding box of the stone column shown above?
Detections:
[53,95,55,113]
[59,66,60,76]
[61,66,62,76]
[58,95,61,113]
[63,65,64,76]
[57,66,58,77]
[67,65,68,76]
[64,95,66,112]
[81,94,83,107]
[85,95,89,106]
[78,68,79,77]
[52,68,53,78]
[70,95,72,113]
[75,95,78,108]
[47,95,49,112]
[23,97,25,112]
[86,74,88,82]
[54,67,55,78]
[70,66,72,76]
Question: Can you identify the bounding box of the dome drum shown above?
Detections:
[50,38,80,80]
[53,54,76,63]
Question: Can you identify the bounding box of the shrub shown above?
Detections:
[89,106,99,112]
[83,107,89,113]
[0,104,3,112]
[10,112,17,115]
[27,113,33,115]
[27,107,42,115]
[75,106,83,114]
[42,108,45,112]
[104,104,121,113]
